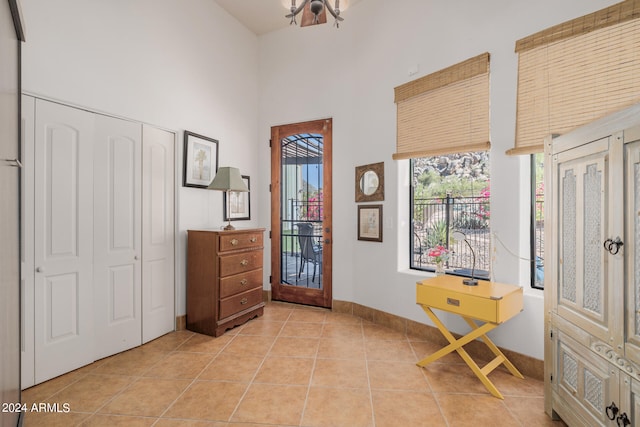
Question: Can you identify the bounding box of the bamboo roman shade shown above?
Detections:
[393,53,490,160]
[510,0,640,155]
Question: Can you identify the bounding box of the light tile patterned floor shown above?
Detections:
[22,302,566,427]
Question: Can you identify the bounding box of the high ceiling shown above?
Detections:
[214,0,362,35]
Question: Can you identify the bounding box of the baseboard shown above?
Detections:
[175,315,186,331]
[332,299,544,381]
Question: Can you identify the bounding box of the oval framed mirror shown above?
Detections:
[355,162,384,202]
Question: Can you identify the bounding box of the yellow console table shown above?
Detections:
[415,275,524,399]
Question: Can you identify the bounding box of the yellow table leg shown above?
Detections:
[462,316,524,380]
[417,306,496,366]
[416,305,523,399]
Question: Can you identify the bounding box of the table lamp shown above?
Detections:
[207,166,248,230]
[452,230,478,286]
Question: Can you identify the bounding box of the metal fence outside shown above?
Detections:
[412,194,490,277]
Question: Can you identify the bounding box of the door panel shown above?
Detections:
[141,124,175,343]
[34,100,95,383]
[21,95,35,389]
[555,330,620,427]
[554,138,614,345]
[271,119,332,308]
[625,139,640,365]
[94,115,141,359]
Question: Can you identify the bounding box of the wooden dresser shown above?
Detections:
[186,228,265,337]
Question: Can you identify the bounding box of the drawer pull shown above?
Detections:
[230,239,239,246]
[240,298,248,305]
[446,298,460,307]
[250,236,257,243]
[240,259,249,266]
[240,279,248,286]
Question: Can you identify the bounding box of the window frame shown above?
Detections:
[530,153,544,289]
[409,155,491,280]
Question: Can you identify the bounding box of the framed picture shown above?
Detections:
[355,162,384,202]
[183,131,219,188]
[358,205,383,242]
[224,175,251,221]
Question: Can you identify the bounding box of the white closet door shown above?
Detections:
[93,115,142,359]
[142,125,175,343]
[34,100,95,383]
[21,95,35,389]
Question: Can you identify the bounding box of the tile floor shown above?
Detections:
[22,302,566,427]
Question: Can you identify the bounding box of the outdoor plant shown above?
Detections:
[307,191,323,220]
[425,219,448,249]
[299,190,323,221]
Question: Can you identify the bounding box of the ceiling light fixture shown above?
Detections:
[286,0,345,28]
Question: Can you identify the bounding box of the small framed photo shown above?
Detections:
[224,175,251,221]
[183,131,219,188]
[358,205,383,242]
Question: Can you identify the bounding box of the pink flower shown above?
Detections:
[428,246,449,263]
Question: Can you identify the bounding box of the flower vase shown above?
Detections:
[435,261,445,276]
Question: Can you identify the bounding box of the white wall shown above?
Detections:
[257,0,619,359]
[20,0,261,316]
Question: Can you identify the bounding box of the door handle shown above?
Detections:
[617,413,631,426]
[2,158,22,168]
[606,402,619,420]
[604,237,623,255]
[324,239,330,244]
[36,267,44,273]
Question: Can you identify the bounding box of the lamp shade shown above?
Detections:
[207,167,248,192]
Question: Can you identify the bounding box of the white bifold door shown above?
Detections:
[23,97,175,385]
[93,115,143,360]
[33,100,96,381]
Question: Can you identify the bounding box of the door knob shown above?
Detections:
[134,255,139,260]
[36,267,44,273]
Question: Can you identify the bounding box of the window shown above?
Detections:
[410,152,490,279]
[531,153,544,289]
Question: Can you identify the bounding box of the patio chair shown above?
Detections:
[296,222,322,282]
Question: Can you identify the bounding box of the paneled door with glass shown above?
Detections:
[270,119,332,308]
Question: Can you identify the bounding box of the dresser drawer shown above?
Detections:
[219,287,263,319]
[416,276,523,324]
[219,269,263,298]
[219,232,263,252]
[219,251,262,277]
[419,286,499,323]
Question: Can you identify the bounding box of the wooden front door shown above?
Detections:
[270,119,332,308]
